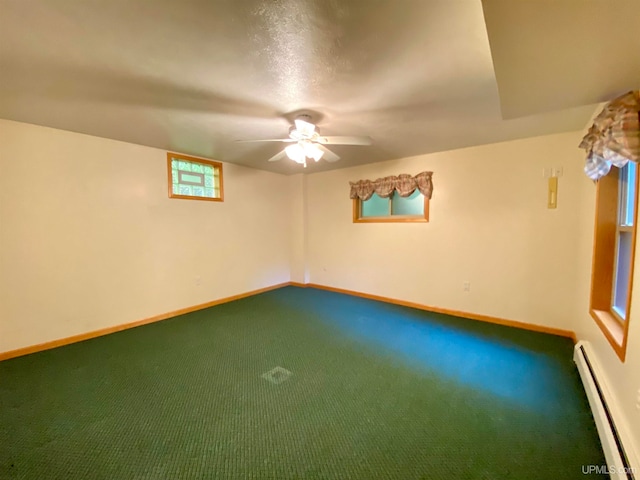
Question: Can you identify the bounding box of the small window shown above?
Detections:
[611,162,636,319]
[167,153,223,202]
[590,162,638,361]
[353,190,429,223]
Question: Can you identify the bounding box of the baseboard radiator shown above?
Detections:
[574,341,637,479]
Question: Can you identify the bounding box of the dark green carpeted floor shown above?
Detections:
[0,286,606,479]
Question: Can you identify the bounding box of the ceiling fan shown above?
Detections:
[237,114,372,167]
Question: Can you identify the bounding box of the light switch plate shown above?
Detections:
[548,177,558,209]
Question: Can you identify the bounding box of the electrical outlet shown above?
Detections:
[463,281,471,292]
[542,168,552,179]
[553,167,564,178]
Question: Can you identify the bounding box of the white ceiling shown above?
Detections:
[482,0,640,119]
[0,0,636,174]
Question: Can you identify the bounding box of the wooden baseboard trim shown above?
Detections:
[2,281,577,361]
[297,282,576,340]
[0,282,291,362]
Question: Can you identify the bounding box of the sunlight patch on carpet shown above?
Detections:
[261,366,292,385]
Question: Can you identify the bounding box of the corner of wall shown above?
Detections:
[289,173,308,283]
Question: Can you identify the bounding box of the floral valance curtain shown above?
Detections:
[349,171,433,201]
[579,90,640,180]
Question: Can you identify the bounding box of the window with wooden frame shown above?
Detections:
[352,190,429,223]
[590,161,638,361]
[167,153,224,202]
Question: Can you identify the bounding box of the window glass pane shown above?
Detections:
[170,156,220,199]
[612,231,633,319]
[620,162,637,226]
[391,190,423,215]
[177,160,191,172]
[179,172,205,186]
[361,193,389,217]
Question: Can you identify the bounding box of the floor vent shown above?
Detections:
[574,341,637,479]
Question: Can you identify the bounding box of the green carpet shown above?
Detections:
[0,286,606,479]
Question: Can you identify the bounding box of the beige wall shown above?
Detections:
[0,119,291,352]
[574,167,640,458]
[305,132,585,331]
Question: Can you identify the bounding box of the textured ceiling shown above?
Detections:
[0,0,632,174]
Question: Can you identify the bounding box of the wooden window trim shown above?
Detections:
[590,309,627,360]
[589,166,638,362]
[167,152,224,202]
[352,196,430,223]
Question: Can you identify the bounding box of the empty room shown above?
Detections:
[1,1,639,479]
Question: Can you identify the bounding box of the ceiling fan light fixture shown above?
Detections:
[240,115,366,166]
[286,141,323,164]
[302,141,324,161]
[285,143,305,162]
[310,149,324,162]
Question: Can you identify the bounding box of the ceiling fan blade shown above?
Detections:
[294,119,316,136]
[267,150,288,162]
[317,145,340,162]
[236,138,296,143]
[318,136,372,145]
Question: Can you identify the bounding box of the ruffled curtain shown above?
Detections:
[579,90,640,180]
[349,171,433,200]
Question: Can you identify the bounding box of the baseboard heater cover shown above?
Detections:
[574,341,637,479]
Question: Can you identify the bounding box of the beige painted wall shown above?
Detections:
[305,132,585,331]
[573,166,640,459]
[0,119,291,352]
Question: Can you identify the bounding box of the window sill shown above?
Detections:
[590,309,626,361]
[353,216,429,223]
